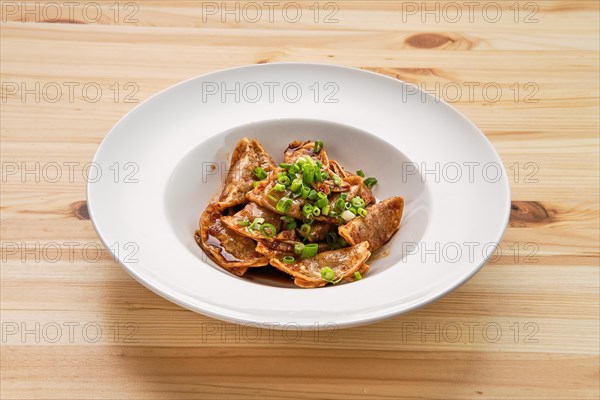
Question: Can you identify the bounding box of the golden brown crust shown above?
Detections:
[198,203,269,274]
[217,138,275,209]
[257,241,370,287]
[220,202,291,243]
[293,277,328,288]
[338,197,404,252]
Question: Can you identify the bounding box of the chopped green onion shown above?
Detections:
[349,207,358,215]
[315,197,328,209]
[276,197,293,213]
[290,178,303,192]
[316,160,323,168]
[253,167,268,180]
[302,217,315,225]
[314,140,324,154]
[314,170,323,183]
[312,207,321,217]
[302,164,315,184]
[320,266,342,283]
[277,175,291,186]
[340,193,348,200]
[301,243,319,258]
[320,171,329,181]
[302,204,314,217]
[299,185,310,199]
[356,170,365,178]
[354,271,363,280]
[236,219,250,227]
[320,267,335,281]
[248,217,265,230]
[308,190,318,201]
[273,183,286,192]
[357,207,367,217]
[345,201,352,210]
[289,164,300,174]
[253,181,259,188]
[351,197,365,208]
[282,256,295,264]
[364,177,378,189]
[340,210,356,222]
[299,223,311,237]
[267,194,277,202]
[296,157,307,167]
[281,216,297,230]
[260,223,276,237]
[334,198,346,213]
[332,174,341,186]
[294,243,304,255]
[338,237,347,247]
[280,162,291,169]
[322,205,330,216]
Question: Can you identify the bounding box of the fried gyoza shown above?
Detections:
[256,241,370,288]
[221,202,294,243]
[338,196,404,252]
[217,138,275,209]
[196,137,404,287]
[197,204,268,276]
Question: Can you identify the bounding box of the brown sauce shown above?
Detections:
[205,233,242,262]
[244,266,296,287]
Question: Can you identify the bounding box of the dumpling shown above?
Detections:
[217,138,275,209]
[196,203,268,275]
[220,202,292,243]
[338,197,404,252]
[256,241,370,288]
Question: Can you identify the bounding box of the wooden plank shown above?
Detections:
[1,347,598,400]
[1,0,598,398]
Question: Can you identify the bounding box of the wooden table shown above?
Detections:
[1,1,598,398]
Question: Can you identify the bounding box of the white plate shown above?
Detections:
[88,63,510,328]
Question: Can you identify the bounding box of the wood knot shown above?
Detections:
[510,201,553,227]
[71,201,90,220]
[256,59,269,64]
[405,33,454,49]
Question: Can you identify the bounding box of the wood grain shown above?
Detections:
[1,1,598,399]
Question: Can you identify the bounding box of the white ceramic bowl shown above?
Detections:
[88,63,510,328]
